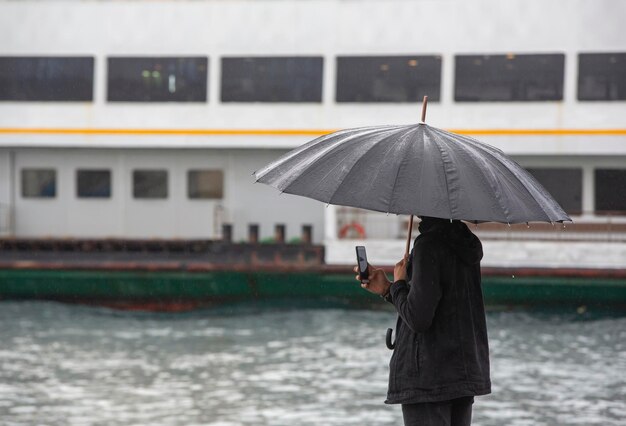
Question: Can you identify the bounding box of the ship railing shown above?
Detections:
[0,203,10,236]
[336,207,626,242]
[336,206,403,239]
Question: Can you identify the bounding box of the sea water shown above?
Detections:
[0,301,624,425]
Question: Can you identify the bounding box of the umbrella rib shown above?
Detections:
[350,127,415,209]
[436,127,545,222]
[456,133,563,222]
[276,127,390,193]
[487,146,568,221]
[326,127,412,207]
[256,125,395,185]
[457,136,512,222]
[501,157,566,222]
[518,171,570,222]
[429,129,457,219]
[254,130,341,181]
[385,128,418,214]
[284,126,401,201]
[465,137,518,222]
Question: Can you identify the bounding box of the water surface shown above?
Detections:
[0,302,624,425]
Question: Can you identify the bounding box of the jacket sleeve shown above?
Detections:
[388,240,442,333]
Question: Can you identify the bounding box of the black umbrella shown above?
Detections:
[254,97,570,254]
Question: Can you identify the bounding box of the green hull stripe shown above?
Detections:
[0,269,625,305]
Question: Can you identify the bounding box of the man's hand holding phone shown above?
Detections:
[354,246,391,296]
[354,264,392,296]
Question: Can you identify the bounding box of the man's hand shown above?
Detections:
[394,255,409,282]
[354,264,391,296]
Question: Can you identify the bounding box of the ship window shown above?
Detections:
[221,57,323,102]
[336,55,442,103]
[77,170,111,198]
[578,53,626,101]
[455,54,564,102]
[526,168,582,214]
[107,57,208,102]
[0,56,94,101]
[595,169,626,213]
[21,169,57,198]
[188,170,223,199]
[133,170,168,199]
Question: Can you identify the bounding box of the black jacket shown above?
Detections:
[385,217,491,404]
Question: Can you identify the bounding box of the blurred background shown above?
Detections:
[0,0,624,425]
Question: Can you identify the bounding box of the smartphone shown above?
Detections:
[355,246,369,283]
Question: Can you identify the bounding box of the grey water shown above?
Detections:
[0,302,624,426]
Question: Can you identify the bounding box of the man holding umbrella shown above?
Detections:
[254,97,569,426]
[356,215,490,426]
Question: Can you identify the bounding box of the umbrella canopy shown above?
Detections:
[254,123,571,224]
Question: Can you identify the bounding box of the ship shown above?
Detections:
[0,0,625,310]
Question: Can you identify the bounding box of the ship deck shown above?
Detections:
[1,239,624,311]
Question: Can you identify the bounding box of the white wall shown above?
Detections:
[0,150,12,234]
[0,0,625,143]
[6,148,325,241]
[5,148,620,240]
[325,239,626,270]
[226,149,325,242]
[0,151,10,206]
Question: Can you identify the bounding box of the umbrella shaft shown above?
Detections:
[405,215,414,257]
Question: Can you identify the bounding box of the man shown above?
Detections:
[355,216,491,426]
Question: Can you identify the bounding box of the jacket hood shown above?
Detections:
[418,216,483,265]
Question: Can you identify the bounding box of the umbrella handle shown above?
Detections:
[404,215,414,257]
[386,327,396,350]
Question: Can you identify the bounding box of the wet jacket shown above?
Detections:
[385,217,491,404]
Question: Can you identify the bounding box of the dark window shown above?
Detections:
[455,54,564,102]
[578,53,626,101]
[221,57,323,102]
[526,168,582,214]
[188,170,224,199]
[77,170,111,198]
[21,169,56,198]
[107,57,207,102]
[595,169,626,213]
[0,57,93,101]
[133,170,168,199]
[336,56,442,102]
